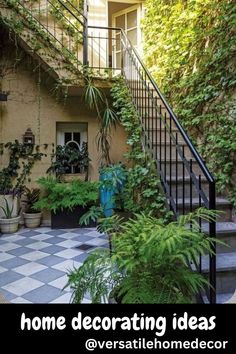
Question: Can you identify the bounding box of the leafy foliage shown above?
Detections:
[65,208,221,303]
[47,142,90,179]
[34,176,99,212]
[79,205,104,226]
[111,79,170,219]
[0,197,15,219]
[64,249,121,304]
[0,140,46,195]
[23,187,41,213]
[83,77,120,165]
[143,0,236,203]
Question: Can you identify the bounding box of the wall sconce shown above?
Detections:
[23,128,35,145]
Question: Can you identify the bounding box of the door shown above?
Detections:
[112,5,141,68]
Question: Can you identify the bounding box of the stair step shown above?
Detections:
[164,176,209,198]
[152,143,194,159]
[203,292,234,304]
[142,116,178,129]
[158,160,203,176]
[174,198,232,222]
[202,222,236,253]
[202,252,236,273]
[200,252,236,293]
[146,128,183,142]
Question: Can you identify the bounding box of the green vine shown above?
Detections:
[111,78,170,219]
[0,140,46,194]
[143,0,236,205]
[49,0,83,45]
[2,0,83,77]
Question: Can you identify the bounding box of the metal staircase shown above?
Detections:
[0,0,85,82]
[1,0,236,303]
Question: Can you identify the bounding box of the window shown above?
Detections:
[56,123,88,174]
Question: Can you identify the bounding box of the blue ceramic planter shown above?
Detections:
[99,165,126,217]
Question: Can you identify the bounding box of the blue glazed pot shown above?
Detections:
[99,165,126,217]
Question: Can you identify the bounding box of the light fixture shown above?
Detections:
[23,128,35,145]
[0,91,9,101]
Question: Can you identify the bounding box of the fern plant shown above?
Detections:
[65,208,223,303]
[34,177,99,212]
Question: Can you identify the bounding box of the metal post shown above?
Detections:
[209,181,216,304]
[83,0,88,66]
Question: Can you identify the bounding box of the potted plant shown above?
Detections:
[0,197,21,234]
[99,163,127,217]
[23,187,42,228]
[64,208,222,304]
[47,142,90,182]
[34,177,100,228]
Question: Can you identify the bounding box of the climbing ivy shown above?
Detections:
[111,78,170,219]
[0,141,46,194]
[143,0,236,204]
[2,0,83,77]
[49,0,83,43]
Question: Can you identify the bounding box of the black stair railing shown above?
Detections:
[86,25,217,303]
[119,29,216,303]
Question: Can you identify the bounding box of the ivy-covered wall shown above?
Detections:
[143,0,236,203]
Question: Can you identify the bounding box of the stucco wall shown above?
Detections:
[0,55,128,185]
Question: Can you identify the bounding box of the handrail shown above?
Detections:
[57,0,85,25]
[119,27,215,184]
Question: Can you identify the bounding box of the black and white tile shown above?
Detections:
[0,227,109,303]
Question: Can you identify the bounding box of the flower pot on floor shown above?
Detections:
[23,212,42,228]
[0,216,21,234]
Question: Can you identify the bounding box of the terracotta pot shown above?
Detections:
[23,212,42,228]
[0,216,21,234]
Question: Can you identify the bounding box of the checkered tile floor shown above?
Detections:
[0,227,109,303]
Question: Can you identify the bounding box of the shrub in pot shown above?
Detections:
[23,188,42,228]
[0,197,21,234]
[64,208,222,303]
[34,177,100,229]
[47,142,90,182]
[0,193,20,219]
[0,174,20,219]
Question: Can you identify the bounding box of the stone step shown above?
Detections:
[174,197,232,222]
[200,252,236,293]
[152,143,193,160]
[146,128,185,143]
[158,160,203,176]
[202,222,236,253]
[203,292,234,304]
[142,113,171,125]
[164,176,209,199]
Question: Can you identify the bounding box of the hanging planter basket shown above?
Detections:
[0,91,9,101]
